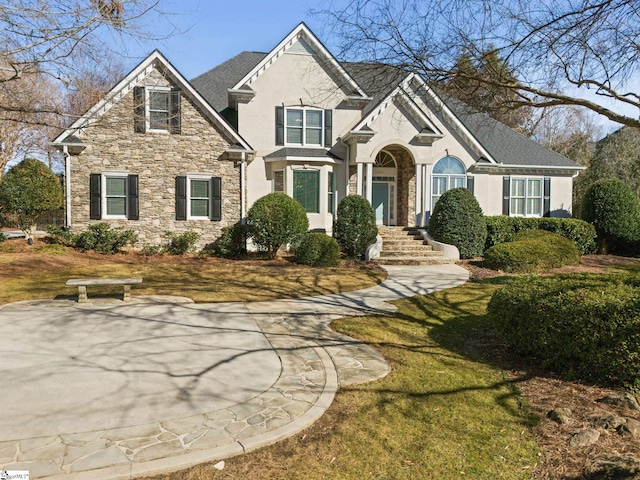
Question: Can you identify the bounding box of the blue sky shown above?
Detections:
[119,0,331,79]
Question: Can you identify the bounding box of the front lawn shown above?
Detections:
[147,282,540,480]
[0,239,386,305]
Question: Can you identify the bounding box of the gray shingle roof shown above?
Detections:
[190,51,579,169]
[190,51,266,112]
[264,147,343,160]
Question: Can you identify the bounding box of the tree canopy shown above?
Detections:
[319,0,640,129]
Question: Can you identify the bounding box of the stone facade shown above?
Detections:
[69,67,239,248]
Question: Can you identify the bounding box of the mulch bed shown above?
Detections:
[461,255,640,479]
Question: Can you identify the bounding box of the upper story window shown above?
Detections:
[133,86,181,134]
[276,106,332,148]
[431,156,467,208]
[286,108,323,146]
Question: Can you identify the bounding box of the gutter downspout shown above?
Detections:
[240,151,247,224]
[63,146,71,229]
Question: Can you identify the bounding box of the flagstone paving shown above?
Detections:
[0,264,468,479]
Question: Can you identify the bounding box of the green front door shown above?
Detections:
[372,182,389,225]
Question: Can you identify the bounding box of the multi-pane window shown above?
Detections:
[328,171,334,214]
[273,170,285,193]
[189,179,210,218]
[286,108,323,146]
[148,89,170,131]
[510,178,542,217]
[105,176,127,216]
[431,156,467,208]
[293,170,320,213]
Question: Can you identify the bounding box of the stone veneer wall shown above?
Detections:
[69,67,239,248]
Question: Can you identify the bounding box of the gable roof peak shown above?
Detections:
[231,22,368,99]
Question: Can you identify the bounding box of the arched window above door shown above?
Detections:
[432,156,467,208]
[375,150,397,168]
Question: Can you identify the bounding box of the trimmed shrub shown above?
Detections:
[333,195,377,259]
[46,225,76,247]
[581,178,640,254]
[484,216,597,255]
[74,223,137,254]
[163,230,199,255]
[211,223,248,258]
[484,230,580,273]
[428,188,486,258]
[294,232,340,267]
[488,274,640,390]
[247,193,309,259]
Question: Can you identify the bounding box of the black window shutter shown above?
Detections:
[543,177,551,217]
[324,109,332,147]
[90,173,102,220]
[275,106,284,145]
[133,86,146,133]
[466,176,475,195]
[502,176,510,216]
[211,176,222,221]
[127,175,139,220]
[169,89,181,134]
[175,176,187,221]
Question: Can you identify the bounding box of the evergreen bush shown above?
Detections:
[428,188,486,258]
[211,223,248,258]
[333,195,378,259]
[484,216,596,255]
[581,178,640,254]
[488,274,640,391]
[483,229,580,273]
[163,230,199,255]
[246,193,308,259]
[74,223,137,254]
[294,232,341,267]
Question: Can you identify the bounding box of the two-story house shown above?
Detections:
[52,23,583,247]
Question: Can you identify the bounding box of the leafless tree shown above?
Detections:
[317,0,640,128]
[0,0,177,174]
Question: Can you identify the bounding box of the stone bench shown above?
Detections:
[66,278,143,303]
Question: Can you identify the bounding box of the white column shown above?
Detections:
[415,163,422,227]
[423,164,431,225]
[365,162,373,204]
[356,163,363,196]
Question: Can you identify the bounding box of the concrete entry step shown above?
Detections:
[376,226,456,266]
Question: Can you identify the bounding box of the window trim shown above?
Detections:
[293,168,321,214]
[509,176,544,217]
[102,173,129,219]
[186,175,212,220]
[431,156,467,210]
[328,170,335,215]
[146,86,171,133]
[285,107,324,147]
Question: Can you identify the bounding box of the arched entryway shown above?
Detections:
[371,145,415,226]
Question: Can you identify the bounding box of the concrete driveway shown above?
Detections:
[0,264,469,479]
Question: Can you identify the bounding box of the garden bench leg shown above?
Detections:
[123,285,131,302]
[78,286,88,303]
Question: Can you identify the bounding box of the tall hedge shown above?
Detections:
[0,158,63,240]
[488,274,640,391]
[246,193,309,258]
[580,178,640,254]
[428,188,486,258]
[484,216,597,255]
[333,195,377,258]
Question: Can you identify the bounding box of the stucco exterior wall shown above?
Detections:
[69,67,239,248]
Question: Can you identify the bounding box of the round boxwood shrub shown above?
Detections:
[483,229,580,273]
[488,274,640,390]
[428,188,486,258]
[294,232,340,267]
[333,195,377,258]
[246,193,309,259]
[581,178,640,254]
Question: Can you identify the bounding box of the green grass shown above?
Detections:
[151,282,539,480]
